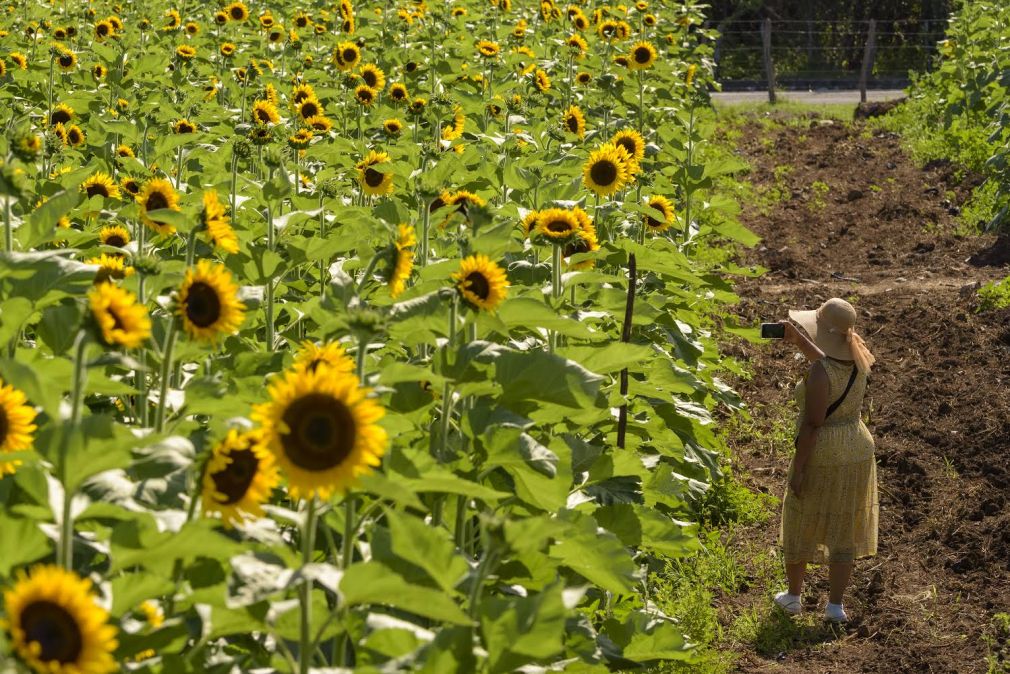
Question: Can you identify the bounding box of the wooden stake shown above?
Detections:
[761,18,776,104]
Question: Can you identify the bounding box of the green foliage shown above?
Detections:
[984,612,1010,673]
[977,276,1010,312]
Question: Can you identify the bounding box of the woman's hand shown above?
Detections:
[779,320,802,346]
[789,469,805,498]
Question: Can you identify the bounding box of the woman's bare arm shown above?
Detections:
[791,360,829,497]
[780,320,826,363]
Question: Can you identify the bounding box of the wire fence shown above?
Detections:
[708,18,945,88]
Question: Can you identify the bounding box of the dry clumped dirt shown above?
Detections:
[719,111,1010,673]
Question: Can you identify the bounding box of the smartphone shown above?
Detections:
[760,323,785,339]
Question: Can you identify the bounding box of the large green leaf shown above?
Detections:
[495,351,604,409]
[341,562,472,625]
[548,512,637,594]
[385,509,470,593]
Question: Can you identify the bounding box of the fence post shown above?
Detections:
[859,19,877,103]
[761,18,776,104]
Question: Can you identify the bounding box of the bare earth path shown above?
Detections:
[720,113,1010,672]
[712,90,906,106]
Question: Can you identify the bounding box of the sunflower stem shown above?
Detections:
[58,330,88,569]
[637,70,645,134]
[437,294,458,462]
[3,192,11,254]
[299,497,318,674]
[683,104,696,243]
[154,320,178,433]
[420,201,430,268]
[175,145,185,190]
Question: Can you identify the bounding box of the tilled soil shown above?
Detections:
[720,112,1010,673]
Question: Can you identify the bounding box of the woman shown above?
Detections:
[773,298,878,623]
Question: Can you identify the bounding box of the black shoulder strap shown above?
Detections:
[825,366,858,419]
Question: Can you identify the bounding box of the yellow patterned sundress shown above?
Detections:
[780,357,879,565]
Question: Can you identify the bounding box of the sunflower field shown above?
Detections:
[0,0,757,671]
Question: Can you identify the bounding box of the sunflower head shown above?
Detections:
[583,143,631,198]
[389,83,408,103]
[354,85,376,106]
[99,225,130,248]
[81,172,120,201]
[356,150,393,196]
[0,376,37,456]
[48,103,74,127]
[88,282,151,349]
[383,118,403,136]
[252,366,387,501]
[293,341,355,376]
[202,189,238,254]
[202,429,279,526]
[86,253,134,283]
[534,208,581,243]
[562,105,586,139]
[173,118,196,134]
[251,99,280,125]
[333,41,360,71]
[288,128,313,149]
[2,565,118,674]
[176,260,246,343]
[628,41,657,70]
[576,71,592,85]
[644,195,675,232]
[359,63,385,90]
[65,124,85,147]
[452,254,509,312]
[226,1,249,21]
[175,44,197,60]
[297,96,323,120]
[563,225,600,270]
[137,178,181,235]
[477,40,501,58]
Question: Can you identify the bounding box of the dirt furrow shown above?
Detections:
[722,112,1010,673]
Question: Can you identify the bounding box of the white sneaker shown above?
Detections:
[824,602,848,622]
[774,591,802,615]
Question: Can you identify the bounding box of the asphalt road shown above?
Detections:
[712,89,906,105]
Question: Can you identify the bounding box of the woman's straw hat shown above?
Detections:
[788,298,858,361]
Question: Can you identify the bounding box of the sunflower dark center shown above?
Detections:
[391,88,405,100]
[647,202,666,228]
[0,407,8,445]
[185,282,222,328]
[546,219,573,234]
[566,116,579,133]
[255,108,271,122]
[85,183,109,199]
[464,271,490,300]
[634,47,651,63]
[211,447,259,504]
[358,90,373,102]
[617,139,636,156]
[58,54,73,67]
[124,181,139,195]
[230,7,243,18]
[342,48,357,62]
[20,601,83,664]
[362,71,377,87]
[145,191,168,211]
[564,238,590,257]
[363,167,385,187]
[301,102,319,117]
[108,306,126,332]
[406,62,418,72]
[281,393,356,470]
[105,234,125,247]
[68,129,82,144]
[97,24,109,35]
[590,160,618,186]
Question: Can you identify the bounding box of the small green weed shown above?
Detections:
[808,180,831,212]
[983,612,1010,673]
[977,276,1010,312]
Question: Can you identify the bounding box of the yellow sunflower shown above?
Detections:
[9,52,28,70]
[54,45,77,71]
[583,143,631,197]
[226,1,249,21]
[305,115,333,132]
[354,85,376,106]
[81,172,120,200]
[359,63,386,91]
[99,225,130,248]
[202,429,280,526]
[452,254,509,312]
[0,377,37,475]
[252,366,387,501]
[535,208,581,242]
[533,69,551,92]
[163,8,181,29]
[477,40,501,57]
[176,260,246,343]
[644,195,675,232]
[137,178,181,235]
[202,189,238,254]
[86,254,134,283]
[627,41,657,70]
[576,71,592,85]
[251,100,280,125]
[563,226,600,270]
[292,341,355,376]
[441,108,465,141]
[175,44,197,60]
[562,105,586,138]
[291,83,316,104]
[120,177,141,197]
[288,128,313,150]
[65,124,86,147]
[173,118,196,134]
[296,96,324,120]
[1,565,118,674]
[333,41,360,71]
[220,42,236,57]
[389,224,416,298]
[388,82,408,103]
[48,103,74,127]
[356,150,393,196]
[519,210,539,238]
[383,118,403,136]
[115,144,135,158]
[91,64,107,80]
[89,283,151,349]
[611,128,646,169]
